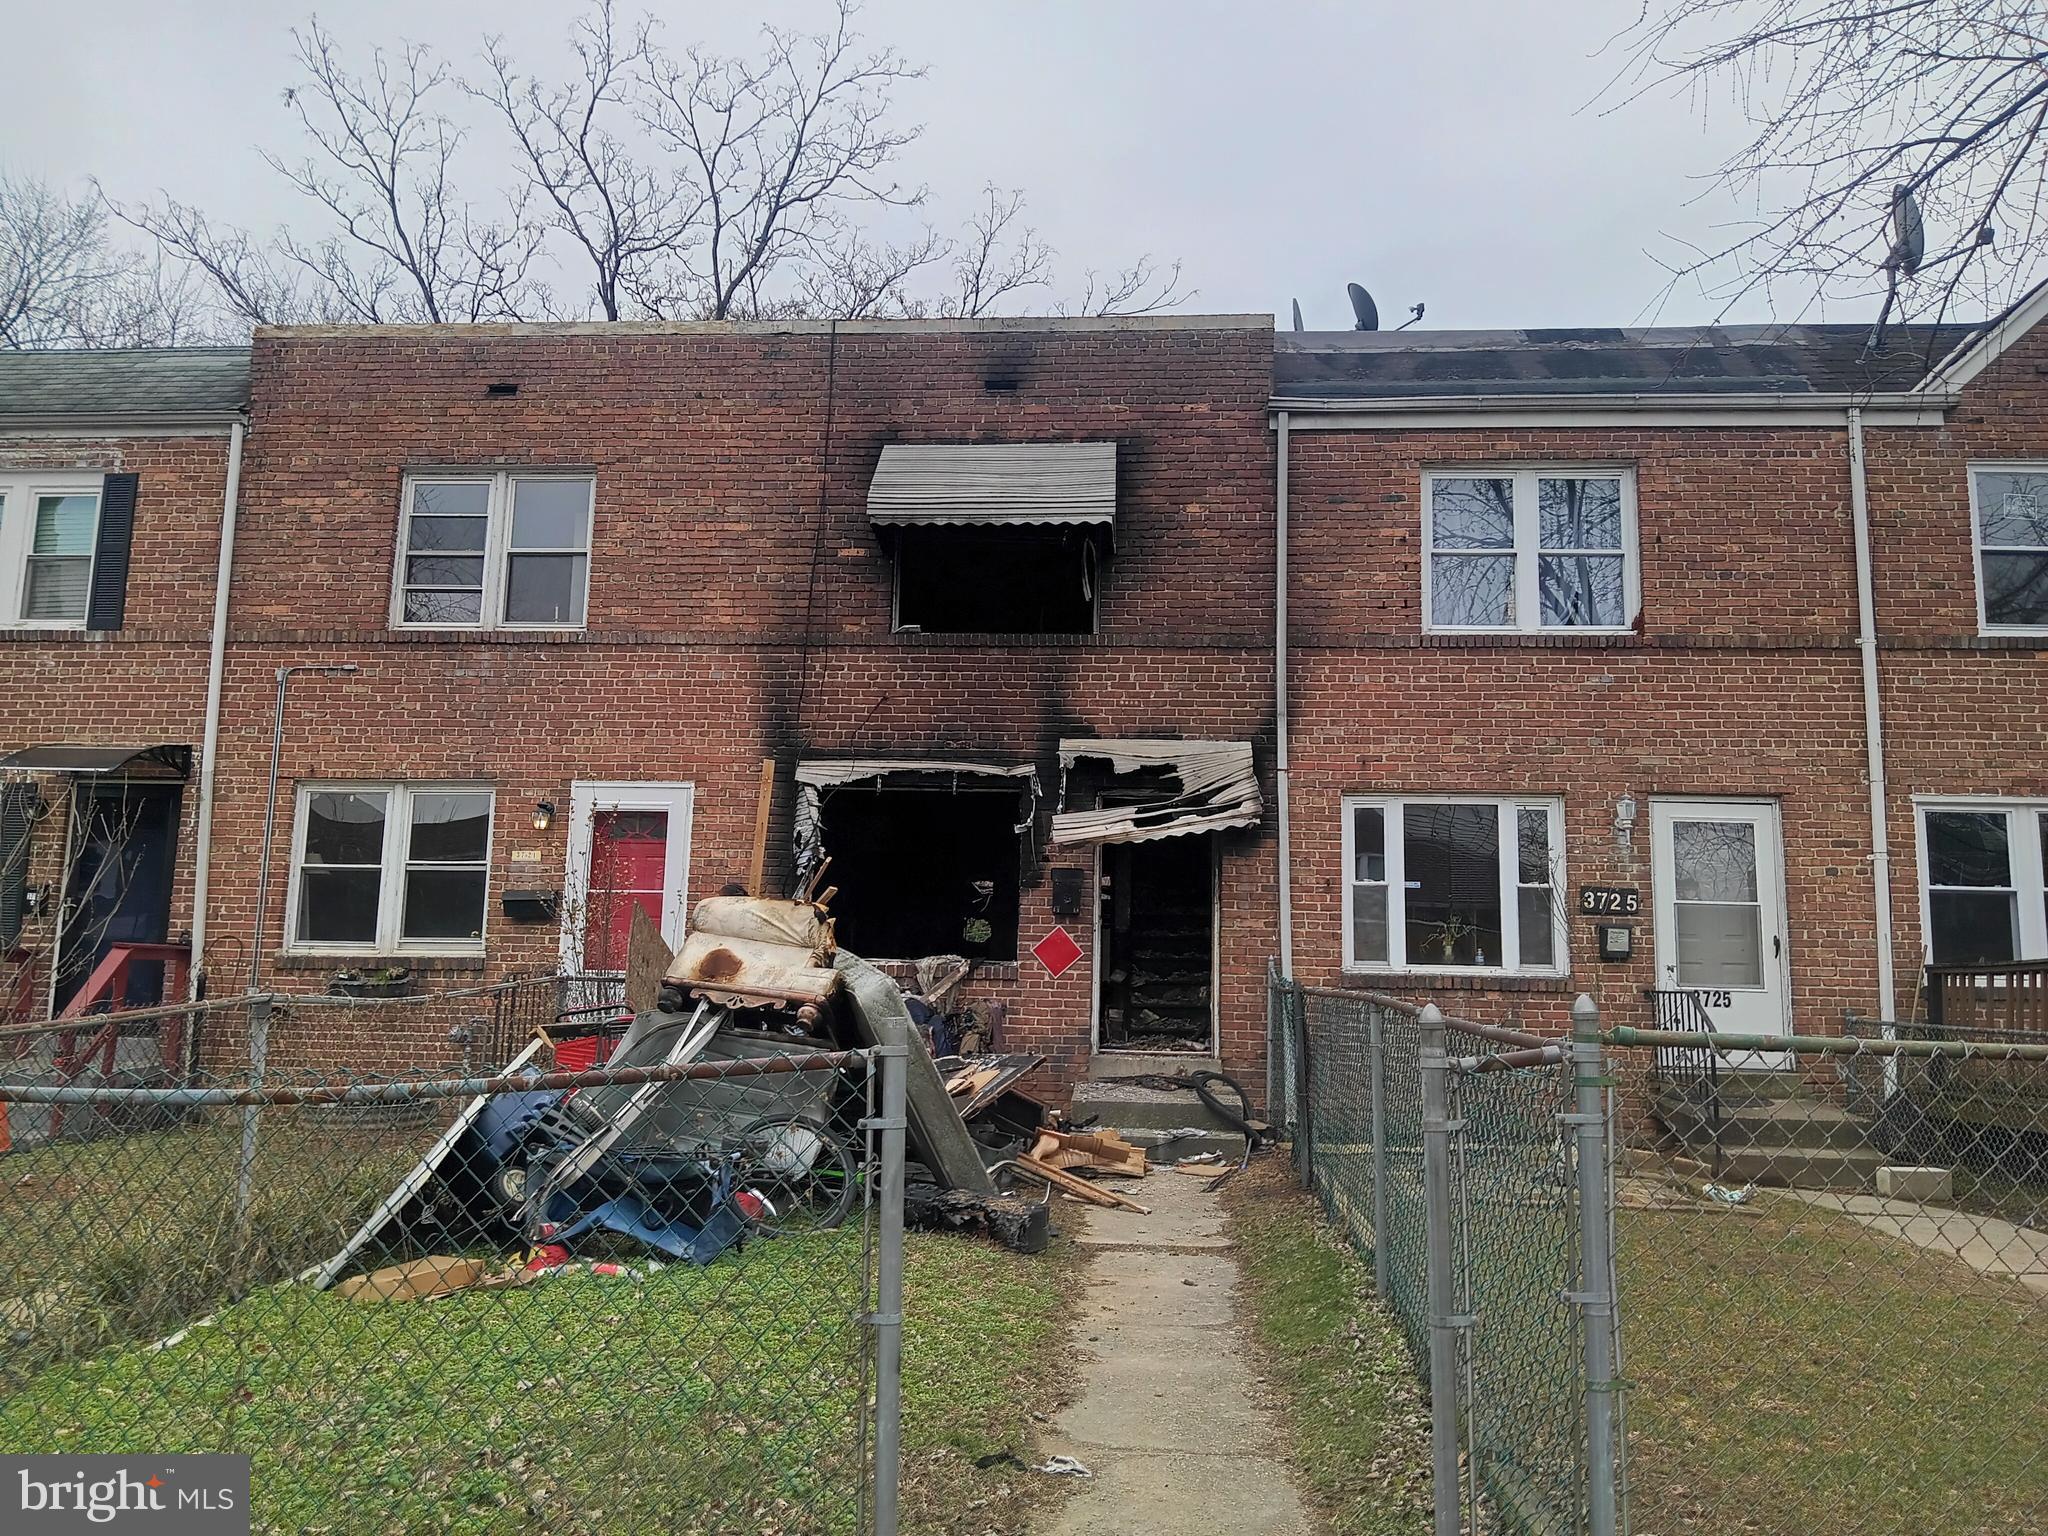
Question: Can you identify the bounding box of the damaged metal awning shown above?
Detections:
[1051,739,1262,846]
[0,744,191,779]
[794,759,1039,789]
[866,442,1116,527]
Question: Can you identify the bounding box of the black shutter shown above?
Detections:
[0,782,32,950]
[86,472,139,631]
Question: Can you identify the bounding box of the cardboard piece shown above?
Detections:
[335,1256,489,1303]
[624,905,673,1015]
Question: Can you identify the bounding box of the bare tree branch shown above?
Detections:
[1603,0,2048,321]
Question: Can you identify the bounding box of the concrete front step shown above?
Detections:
[1071,1082,1239,1135]
[1659,1097,1874,1152]
[1087,1050,1222,1082]
[1716,1145,1886,1192]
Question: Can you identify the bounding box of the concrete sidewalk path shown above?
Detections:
[1036,1170,1312,1536]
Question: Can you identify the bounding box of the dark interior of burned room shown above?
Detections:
[892,525,1097,634]
[821,784,1022,959]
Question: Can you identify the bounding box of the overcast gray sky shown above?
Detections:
[5,0,1845,329]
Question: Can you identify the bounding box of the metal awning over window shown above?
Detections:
[0,744,191,779]
[866,442,1116,527]
[1051,739,1262,846]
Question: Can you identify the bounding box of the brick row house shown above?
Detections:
[2,294,2046,1100]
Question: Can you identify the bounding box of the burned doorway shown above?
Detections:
[1095,834,1215,1053]
[53,782,181,1013]
[794,761,1038,963]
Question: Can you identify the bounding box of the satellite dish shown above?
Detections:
[1291,298,1304,331]
[1888,185,1924,274]
[1347,282,1379,331]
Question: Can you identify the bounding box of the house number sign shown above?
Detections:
[1578,885,1641,917]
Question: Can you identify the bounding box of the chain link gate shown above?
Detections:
[0,985,907,1536]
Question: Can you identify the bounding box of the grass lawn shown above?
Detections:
[1221,1158,1432,1536]
[3,1112,1078,1535]
[1618,1195,2047,1535]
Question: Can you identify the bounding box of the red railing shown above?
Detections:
[34,942,193,1142]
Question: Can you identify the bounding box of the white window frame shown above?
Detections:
[284,782,496,956]
[1341,794,1569,976]
[0,472,101,630]
[1421,467,1639,635]
[1968,462,2048,636]
[1912,796,2048,964]
[391,471,593,632]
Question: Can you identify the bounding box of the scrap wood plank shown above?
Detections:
[1028,1128,1147,1177]
[946,1066,1001,1098]
[1014,1154,1151,1214]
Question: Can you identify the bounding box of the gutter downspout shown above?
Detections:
[1275,410,1295,980]
[187,417,246,1007]
[1847,407,1898,1028]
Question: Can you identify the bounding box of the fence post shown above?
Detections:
[1292,982,1314,1190]
[870,1042,908,1536]
[233,995,273,1245]
[1368,1003,1391,1298]
[1568,993,1620,1536]
[1419,1002,1462,1536]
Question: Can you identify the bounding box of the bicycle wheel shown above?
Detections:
[732,1115,859,1234]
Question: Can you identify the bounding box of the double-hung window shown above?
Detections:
[1970,465,2048,632]
[1917,800,2048,965]
[288,784,495,954]
[0,473,101,628]
[1423,469,1637,633]
[394,472,592,629]
[1343,796,1567,974]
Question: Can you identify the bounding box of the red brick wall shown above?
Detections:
[1286,421,1887,1037]
[203,321,1279,1097]
[1864,318,2048,1009]
[0,433,231,1009]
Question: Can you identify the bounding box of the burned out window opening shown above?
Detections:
[866,441,1116,637]
[891,524,1101,634]
[792,760,1040,962]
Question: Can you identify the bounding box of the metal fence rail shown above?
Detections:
[0,1004,906,1535]
[1279,974,1616,1536]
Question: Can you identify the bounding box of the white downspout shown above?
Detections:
[1275,410,1295,979]
[1847,407,1898,1026]
[187,417,246,1001]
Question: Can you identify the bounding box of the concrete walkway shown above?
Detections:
[1784,1191,2048,1297]
[1037,1171,1312,1536]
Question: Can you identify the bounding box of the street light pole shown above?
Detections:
[249,664,358,991]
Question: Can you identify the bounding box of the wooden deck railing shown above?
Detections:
[1925,959,2048,1039]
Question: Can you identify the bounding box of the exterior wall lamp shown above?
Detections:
[533,800,556,832]
[1614,792,1638,853]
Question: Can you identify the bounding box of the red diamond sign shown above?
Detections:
[1031,925,1084,978]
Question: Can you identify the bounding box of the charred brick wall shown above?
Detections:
[206,320,1278,1097]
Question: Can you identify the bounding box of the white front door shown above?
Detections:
[560,782,694,975]
[1651,798,1791,1065]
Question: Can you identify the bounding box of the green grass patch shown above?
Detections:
[1,1224,1074,1536]
[1223,1159,1432,1536]
[1618,1195,2047,1535]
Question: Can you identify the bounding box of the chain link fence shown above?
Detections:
[1,981,906,1535]
[1281,967,2048,1536]
[1278,973,1616,1536]
[1607,1011,2047,1536]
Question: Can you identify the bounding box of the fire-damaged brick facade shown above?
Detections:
[201,317,1279,1093]
[5,299,2048,1101]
